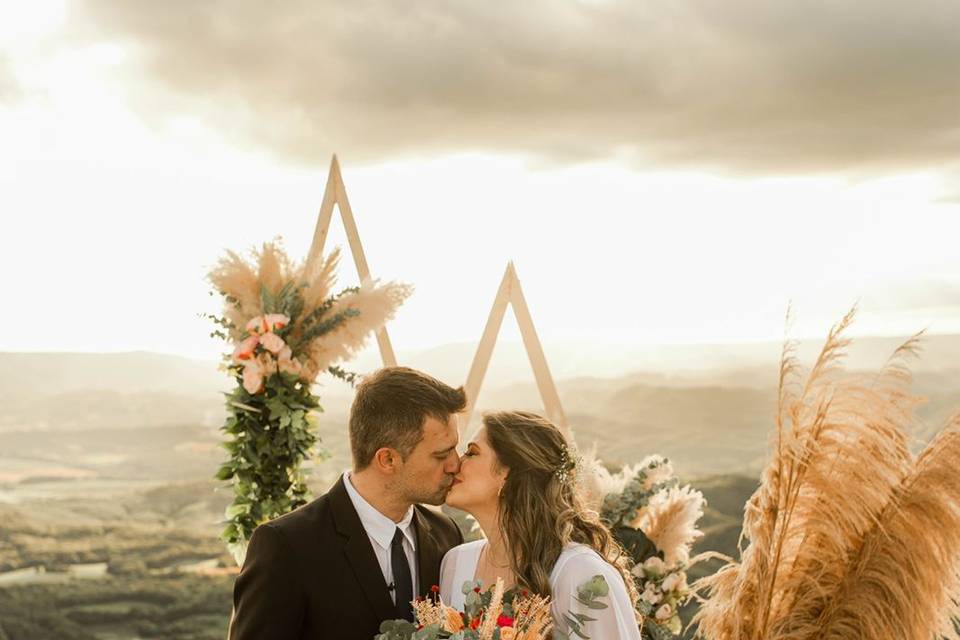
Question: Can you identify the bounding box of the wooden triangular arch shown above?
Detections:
[461,262,569,436]
[304,155,398,367]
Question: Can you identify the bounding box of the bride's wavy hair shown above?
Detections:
[483,410,639,609]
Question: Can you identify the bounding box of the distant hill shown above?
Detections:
[0,352,227,397]
[4,331,960,396]
[349,332,960,389]
[0,337,957,488]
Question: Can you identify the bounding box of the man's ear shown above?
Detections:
[372,447,399,473]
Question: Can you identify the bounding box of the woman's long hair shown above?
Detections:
[483,410,639,610]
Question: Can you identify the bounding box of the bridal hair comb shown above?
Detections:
[555,443,582,488]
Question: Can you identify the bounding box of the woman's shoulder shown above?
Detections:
[551,543,622,585]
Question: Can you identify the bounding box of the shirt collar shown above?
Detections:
[344,472,417,552]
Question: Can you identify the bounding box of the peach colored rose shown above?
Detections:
[280,360,301,376]
[259,332,286,354]
[245,316,269,336]
[278,346,302,376]
[499,627,516,640]
[264,313,290,332]
[242,361,264,394]
[232,335,259,362]
[256,352,277,376]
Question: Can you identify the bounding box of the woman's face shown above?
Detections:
[445,426,507,514]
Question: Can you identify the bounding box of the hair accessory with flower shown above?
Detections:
[555,443,582,488]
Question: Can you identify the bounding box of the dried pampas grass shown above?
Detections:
[809,413,960,640]
[208,241,411,383]
[639,485,705,567]
[693,307,960,640]
[301,277,413,380]
[302,248,342,311]
[579,447,643,510]
[208,249,264,339]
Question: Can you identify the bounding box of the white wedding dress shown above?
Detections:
[439,539,641,640]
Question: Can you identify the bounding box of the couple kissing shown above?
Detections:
[229,366,641,639]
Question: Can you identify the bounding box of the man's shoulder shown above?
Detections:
[415,505,463,544]
[257,487,337,541]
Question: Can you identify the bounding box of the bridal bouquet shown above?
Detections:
[585,454,708,639]
[207,241,411,564]
[375,578,553,640]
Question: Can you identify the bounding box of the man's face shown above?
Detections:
[395,414,461,506]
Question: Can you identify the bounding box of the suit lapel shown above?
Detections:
[414,507,441,597]
[329,476,397,622]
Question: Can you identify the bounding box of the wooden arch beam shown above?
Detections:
[304,155,398,367]
[461,262,569,436]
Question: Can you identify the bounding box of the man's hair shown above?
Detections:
[349,366,467,470]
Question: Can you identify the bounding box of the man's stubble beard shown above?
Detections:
[405,478,453,507]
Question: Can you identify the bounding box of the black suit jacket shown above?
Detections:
[228,475,463,640]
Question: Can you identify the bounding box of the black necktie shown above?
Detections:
[391,527,414,621]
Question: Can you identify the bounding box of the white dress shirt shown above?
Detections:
[343,472,418,604]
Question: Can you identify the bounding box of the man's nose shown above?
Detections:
[445,452,462,473]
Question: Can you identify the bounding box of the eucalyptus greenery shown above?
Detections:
[555,574,611,640]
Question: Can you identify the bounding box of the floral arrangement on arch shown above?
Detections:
[375,578,553,640]
[583,453,712,639]
[207,241,411,564]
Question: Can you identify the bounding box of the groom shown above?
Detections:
[228,366,466,639]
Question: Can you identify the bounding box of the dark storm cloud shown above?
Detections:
[74,0,960,174]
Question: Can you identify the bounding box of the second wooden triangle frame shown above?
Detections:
[461,262,570,438]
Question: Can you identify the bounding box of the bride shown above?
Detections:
[441,410,641,639]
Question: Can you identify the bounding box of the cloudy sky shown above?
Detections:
[2,0,959,363]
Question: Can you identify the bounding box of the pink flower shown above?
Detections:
[277,346,302,376]
[245,314,290,336]
[256,352,277,376]
[264,314,289,332]
[245,316,269,336]
[242,361,264,394]
[232,335,259,362]
[259,332,286,354]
